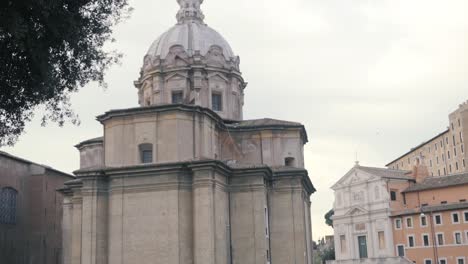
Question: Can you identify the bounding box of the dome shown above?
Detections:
[136,0,246,121]
[146,0,235,60]
[147,22,235,59]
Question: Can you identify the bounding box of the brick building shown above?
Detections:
[0,151,73,264]
[391,164,468,264]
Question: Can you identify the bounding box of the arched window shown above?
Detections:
[0,187,18,224]
[139,143,153,164]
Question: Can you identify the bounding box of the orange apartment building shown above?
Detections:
[390,161,468,264]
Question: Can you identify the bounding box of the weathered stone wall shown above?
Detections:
[0,153,72,264]
[62,161,314,264]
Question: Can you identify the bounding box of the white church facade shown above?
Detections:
[330,163,412,264]
[59,1,316,264]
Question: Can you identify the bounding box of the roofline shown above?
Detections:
[331,165,413,190]
[96,104,309,143]
[385,129,450,166]
[402,172,468,193]
[0,151,74,178]
[75,137,104,149]
[391,202,468,217]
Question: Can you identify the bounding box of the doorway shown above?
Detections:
[358,236,368,259]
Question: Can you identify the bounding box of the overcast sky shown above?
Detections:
[3,0,468,240]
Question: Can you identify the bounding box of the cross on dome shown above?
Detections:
[177,0,205,23]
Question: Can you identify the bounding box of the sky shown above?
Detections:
[2,0,468,240]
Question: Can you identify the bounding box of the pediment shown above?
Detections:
[208,72,229,82]
[345,206,368,216]
[331,167,381,190]
[165,72,189,81]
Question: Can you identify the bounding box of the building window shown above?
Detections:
[390,190,397,201]
[434,214,442,225]
[460,132,464,143]
[340,235,347,253]
[444,167,447,175]
[450,164,452,173]
[453,212,460,224]
[454,232,462,245]
[422,234,430,246]
[420,215,427,227]
[395,218,402,229]
[457,258,465,264]
[406,217,413,228]
[139,143,153,164]
[438,169,441,176]
[439,259,447,264]
[171,91,183,104]
[437,233,444,245]
[397,245,405,257]
[453,135,456,145]
[430,160,433,167]
[464,159,466,168]
[0,187,18,224]
[408,235,415,247]
[462,145,465,153]
[425,259,433,264]
[435,143,438,150]
[264,207,269,238]
[284,157,295,167]
[378,231,386,250]
[212,93,222,111]
[464,211,468,222]
[454,148,457,157]
[448,151,451,159]
[456,162,459,171]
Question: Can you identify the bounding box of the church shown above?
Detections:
[59,1,315,263]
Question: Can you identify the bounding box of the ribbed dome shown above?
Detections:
[147,22,235,60]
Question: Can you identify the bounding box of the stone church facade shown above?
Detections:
[59,1,315,264]
[330,164,413,264]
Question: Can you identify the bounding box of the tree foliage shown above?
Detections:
[325,209,334,228]
[320,247,335,263]
[0,0,131,146]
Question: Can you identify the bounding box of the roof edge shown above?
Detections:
[386,129,450,166]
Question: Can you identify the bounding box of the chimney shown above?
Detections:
[411,155,430,183]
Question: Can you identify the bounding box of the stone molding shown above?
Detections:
[62,160,315,197]
[95,103,308,143]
